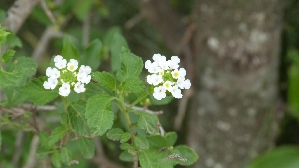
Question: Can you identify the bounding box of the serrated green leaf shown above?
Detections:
[165,132,177,146]
[52,150,62,168]
[68,103,91,136]
[2,50,15,63]
[120,143,135,150]
[119,151,133,162]
[3,86,27,107]
[106,128,124,141]
[80,39,102,70]
[60,147,73,165]
[39,131,52,149]
[120,132,131,143]
[139,150,157,168]
[128,149,138,155]
[134,135,149,150]
[92,71,116,90]
[48,126,68,146]
[116,48,143,82]
[78,137,95,159]
[17,77,59,105]
[61,36,79,60]
[122,77,145,93]
[0,57,37,88]
[108,32,129,71]
[137,112,159,135]
[86,94,114,136]
[175,145,199,166]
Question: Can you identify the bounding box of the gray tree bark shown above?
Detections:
[187,0,283,167]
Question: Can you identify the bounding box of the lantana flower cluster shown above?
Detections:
[145,54,191,100]
[43,55,91,96]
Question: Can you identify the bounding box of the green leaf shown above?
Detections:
[175,145,199,166]
[39,131,52,149]
[165,132,177,146]
[51,150,62,168]
[106,128,124,141]
[92,71,116,90]
[139,150,157,168]
[73,0,94,20]
[60,147,73,165]
[6,32,22,48]
[2,50,15,63]
[134,135,149,150]
[17,77,59,105]
[48,126,68,146]
[37,147,52,160]
[147,135,168,149]
[86,94,114,136]
[120,132,131,143]
[137,112,159,135]
[80,39,102,70]
[122,77,146,93]
[68,103,91,136]
[3,86,27,107]
[116,48,143,82]
[120,143,135,150]
[246,146,299,168]
[61,35,79,60]
[150,96,174,105]
[0,57,37,88]
[78,137,95,159]
[288,65,299,119]
[107,32,129,71]
[119,151,133,162]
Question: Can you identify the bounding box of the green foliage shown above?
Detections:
[0,24,197,168]
[17,77,59,105]
[78,137,95,159]
[73,0,94,21]
[86,94,114,136]
[246,146,299,168]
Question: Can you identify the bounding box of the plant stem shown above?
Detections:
[128,91,148,110]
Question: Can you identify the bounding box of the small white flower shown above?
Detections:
[77,72,91,84]
[147,74,163,86]
[169,85,182,99]
[153,86,166,100]
[177,78,191,89]
[46,67,60,79]
[168,56,180,69]
[157,55,169,70]
[171,69,180,79]
[67,59,78,72]
[79,65,91,74]
[59,83,71,97]
[178,68,186,78]
[74,82,86,93]
[54,55,67,69]
[163,81,173,91]
[152,54,162,62]
[145,60,160,74]
[43,78,58,90]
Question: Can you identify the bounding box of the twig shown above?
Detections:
[157,120,165,137]
[40,0,57,25]
[125,13,143,30]
[126,104,163,115]
[23,135,39,168]
[2,0,41,33]
[82,12,91,47]
[31,26,64,64]
[133,155,138,168]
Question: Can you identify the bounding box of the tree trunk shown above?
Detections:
[187,0,283,167]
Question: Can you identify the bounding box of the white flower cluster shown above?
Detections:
[43,55,91,97]
[145,54,191,100]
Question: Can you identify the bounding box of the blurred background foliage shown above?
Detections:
[1,0,299,167]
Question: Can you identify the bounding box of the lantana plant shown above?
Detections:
[0,26,198,168]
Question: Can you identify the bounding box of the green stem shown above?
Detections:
[128,91,148,111]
